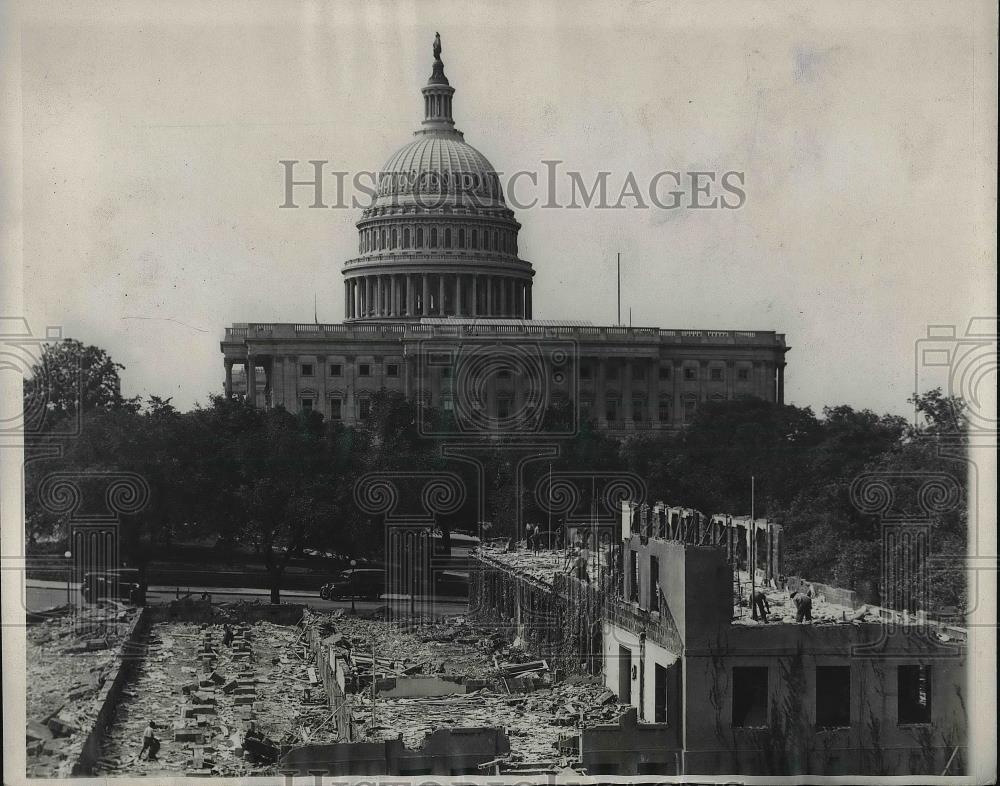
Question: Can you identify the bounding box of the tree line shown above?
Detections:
[24,340,967,612]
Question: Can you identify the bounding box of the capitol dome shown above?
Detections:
[342,35,533,322]
[376,135,505,208]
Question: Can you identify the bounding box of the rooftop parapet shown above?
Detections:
[223,321,787,347]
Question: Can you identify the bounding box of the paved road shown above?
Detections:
[22,580,469,617]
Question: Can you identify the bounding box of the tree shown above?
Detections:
[23,339,137,432]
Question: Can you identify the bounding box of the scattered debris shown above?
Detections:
[26,606,137,777]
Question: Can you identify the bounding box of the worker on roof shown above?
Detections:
[790,589,813,623]
[751,588,770,622]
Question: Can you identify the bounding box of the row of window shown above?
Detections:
[300,362,399,378]
[615,654,931,734]
[302,361,754,383]
[581,365,753,382]
[586,394,731,422]
[731,664,932,729]
[300,397,370,421]
[359,223,517,255]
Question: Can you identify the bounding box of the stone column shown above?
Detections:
[246,355,257,408]
[317,354,327,418]
[422,275,430,316]
[364,277,372,317]
[777,363,785,404]
[673,360,682,426]
[407,274,416,316]
[647,359,657,423]
[726,360,735,400]
[486,277,493,315]
[438,275,446,316]
[622,360,633,424]
[224,359,233,397]
[526,284,532,318]
[262,358,273,409]
[499,277,507,316]
[596,357,606,425]
[472,275,479,317]
[455,274,463,316]
[344,282,350,321]
[345,355,356,425]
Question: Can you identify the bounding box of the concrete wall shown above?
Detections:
[278,727,511,776]
[681,625,967,776]
[580,708,680,776]
[622,535,731,646]
[603,623,681,740]
[72,608,152,775]
[151,599,306,625]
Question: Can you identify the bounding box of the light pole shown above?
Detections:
[349,559,357,615]
[64,550,72,606]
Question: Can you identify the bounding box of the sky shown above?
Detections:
[4,0,996,417]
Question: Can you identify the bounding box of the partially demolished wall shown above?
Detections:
[470,553,608,676]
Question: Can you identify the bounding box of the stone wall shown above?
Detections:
[277,727,511,776]
[72,608,151,775]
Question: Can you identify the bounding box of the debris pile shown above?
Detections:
[311,613,494,681]
[478,546,566,585]
[301,611,628,772]
[357,678,626,768]
[97,619,335,776]
[25,605,136,777]
[733,575,883,626]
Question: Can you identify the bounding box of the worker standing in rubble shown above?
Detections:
[532,523,541,553]
[751,588,770,622]
[140,720,160,761]
[566,549,590,583]
[791,589,813,623]
[222,623,234,648]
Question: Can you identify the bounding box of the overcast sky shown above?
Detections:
[6,0,996,417]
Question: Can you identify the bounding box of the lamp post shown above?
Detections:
[349,559,357,615]
[64,550,72,606]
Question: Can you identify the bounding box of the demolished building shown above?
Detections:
[468,499,968,777]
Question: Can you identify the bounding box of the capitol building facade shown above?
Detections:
[221,40,789,434]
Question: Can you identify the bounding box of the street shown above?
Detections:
[22,580,469,617]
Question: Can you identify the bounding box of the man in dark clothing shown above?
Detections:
[751,589,770,622]
[791,590,813,623]
[566,551,590,583]
[222,624,234,648]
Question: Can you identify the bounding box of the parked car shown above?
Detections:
[319,569,385,600]
[81,568,145,605]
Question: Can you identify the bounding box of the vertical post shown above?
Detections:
[371,640,376,729]
[750,476,756,618]
[547,463,552,544]
[617,252,621,326]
